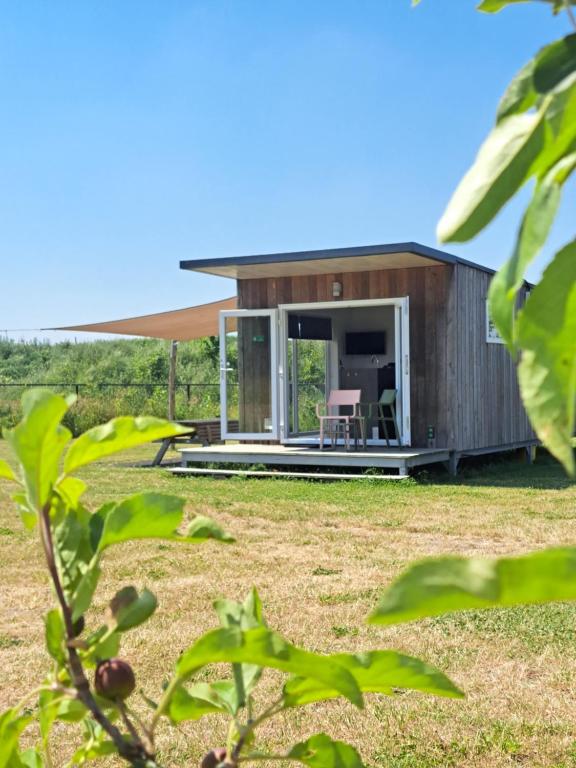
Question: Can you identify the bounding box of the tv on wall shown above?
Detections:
[345,331,386,355]
[288,315,332,341]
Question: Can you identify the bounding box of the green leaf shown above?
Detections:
[66,493,231,623]
[283,650,462,706]
[11,493,36,530]
[38,689,87,740]
[517,241,576,474]
[167,682,231,723]
[369,547,576,626]
[288,734,366,768]
[533,33,576,94]
[175,626,363,707]
[5,390,73,509]
[497,58,537,121]
[488,153,576,347]
[55,476,87,508]
[437,112,546,242]
[71,559,101,622]
[0,709,31,768]
[45,609,66,665]
[97,493,233,550]
[0,460,17,482]
[13,749,44,768]
[215,588,265,630]
[81,626,120,666]
[533,76,576,178]
[64,416,192,473]
[496,32,576,124]
[54,506,95,593]
[53,507,100,620]
[69,736,116,764]
[186,515,235,543]
[109,586,157,631]
[478,0,571,12]
[214,589,266,712]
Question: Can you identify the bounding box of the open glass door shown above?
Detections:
[396,297,411,446]
[287,338,329,436]
[219,309,279,440]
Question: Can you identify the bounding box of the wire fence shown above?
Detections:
[0,382,219,398]
[0,382,221,434]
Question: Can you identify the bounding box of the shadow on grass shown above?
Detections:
[414,450,574,492]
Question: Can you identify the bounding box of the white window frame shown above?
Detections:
[486,299,505,344]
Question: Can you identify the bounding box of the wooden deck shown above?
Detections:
[177,443,450,476]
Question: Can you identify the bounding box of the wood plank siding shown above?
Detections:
[454,263,534,451]
[238,265,456,448]
[237,262,534,452]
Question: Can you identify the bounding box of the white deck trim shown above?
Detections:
[170,467,409,481]
[178,444,449,471]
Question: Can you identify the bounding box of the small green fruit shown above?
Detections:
[200,748,227,768]
[94,658,135,701]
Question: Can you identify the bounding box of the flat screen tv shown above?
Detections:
[345,331,386,355]
[288,315,332,341]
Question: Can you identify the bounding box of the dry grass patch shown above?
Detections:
[0,442,575,766]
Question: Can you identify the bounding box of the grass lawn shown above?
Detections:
[1,442,575,767]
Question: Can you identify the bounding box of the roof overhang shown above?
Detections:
[49,296,237,341]
[180,242,496,280]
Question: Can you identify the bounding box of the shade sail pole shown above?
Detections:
[168,340,178,421]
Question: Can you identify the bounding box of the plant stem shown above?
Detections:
[118,699,152,754]
[44,738,54,768]
[38,502,152,765]
[148,673,180,734]
[565,0,576,30]
[127,703,155,751]
[231,697,284,764]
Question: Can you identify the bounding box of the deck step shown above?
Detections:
[169,467,409,481]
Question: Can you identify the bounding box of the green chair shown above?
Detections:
[371,389,402,448]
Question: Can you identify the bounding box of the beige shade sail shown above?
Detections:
[50,296,237,341]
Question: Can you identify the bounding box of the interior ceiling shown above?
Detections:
[192,251,439,279]
[50,296,237,341]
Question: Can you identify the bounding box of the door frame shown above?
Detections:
[219,308,280,441]
[278,297,411,446]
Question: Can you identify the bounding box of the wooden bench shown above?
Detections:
[189,419,239,446]
[152,419,239,466]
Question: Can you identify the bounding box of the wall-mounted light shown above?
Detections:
[332,281,342,298]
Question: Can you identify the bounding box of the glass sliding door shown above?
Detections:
[219,310,279,440]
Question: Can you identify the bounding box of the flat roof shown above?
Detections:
[180,242,497,280]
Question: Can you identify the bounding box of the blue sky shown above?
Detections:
[1,0,573,341]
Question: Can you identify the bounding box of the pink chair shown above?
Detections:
[316,389,366,451]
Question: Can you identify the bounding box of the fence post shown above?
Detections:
[168,340,178,421]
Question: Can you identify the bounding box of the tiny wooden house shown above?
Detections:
[181,242,535,463]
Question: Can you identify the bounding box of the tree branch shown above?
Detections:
[38,503,152,765]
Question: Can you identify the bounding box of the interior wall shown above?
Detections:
[287,304,395,388]
[330,305,395,370]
